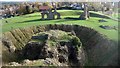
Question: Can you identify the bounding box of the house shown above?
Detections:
[39,6,51,11]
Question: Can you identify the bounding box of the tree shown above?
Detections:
[25,5,30,14]
[79,2,90,20]
[52,2,57,12]
[88,2,103,11]
[43,2,49,6]
[42,2,53,9]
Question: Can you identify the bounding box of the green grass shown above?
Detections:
[1,10,118,41]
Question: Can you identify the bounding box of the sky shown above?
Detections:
[0,0,120,2]
[0,0,29,2]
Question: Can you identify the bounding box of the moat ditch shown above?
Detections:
[1,24,118,67]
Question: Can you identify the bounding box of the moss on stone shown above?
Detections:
[31,30,82,48]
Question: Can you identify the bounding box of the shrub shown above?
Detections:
[71,36,82,47]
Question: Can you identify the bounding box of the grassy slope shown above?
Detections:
[1,10,118,41]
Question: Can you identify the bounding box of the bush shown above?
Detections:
[71,36,82,47]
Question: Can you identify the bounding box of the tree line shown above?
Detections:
[0,2,118,19]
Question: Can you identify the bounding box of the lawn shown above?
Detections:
[1,10,118,41]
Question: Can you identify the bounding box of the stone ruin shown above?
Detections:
[39,6,61,20]
[19,30,85,66]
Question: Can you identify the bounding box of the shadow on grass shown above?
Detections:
[20,15,41,18]
[17,19,60,23]
[17,17,81,23]
[64,17,81,20]
[54,17,82,23]
[90,13,110,19]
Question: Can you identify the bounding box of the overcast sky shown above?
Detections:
[0,0,29,2]
[0,0,120,2]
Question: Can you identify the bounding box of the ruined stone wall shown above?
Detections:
[2,24,118,66]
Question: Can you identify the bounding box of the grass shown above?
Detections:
[1,10,118,41]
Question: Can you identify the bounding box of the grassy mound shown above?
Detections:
[1,10,118,41]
